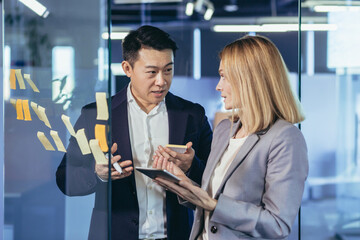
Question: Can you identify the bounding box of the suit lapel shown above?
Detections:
[213,133,260,198]
[111,88,137,194]
[166,93,188,145]
[202,121,240,190]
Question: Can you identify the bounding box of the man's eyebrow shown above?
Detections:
[145,62,174,69]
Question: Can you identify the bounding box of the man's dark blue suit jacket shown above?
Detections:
[56,86,213,240]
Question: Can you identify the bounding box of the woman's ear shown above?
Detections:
[121,61,132,78]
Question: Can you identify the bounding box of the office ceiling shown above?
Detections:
[111,0,300,26]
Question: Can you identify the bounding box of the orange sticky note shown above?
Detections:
[16,99,24,120]
[22,100,32,121]
[10,69,16,89]
[95,124,108,152]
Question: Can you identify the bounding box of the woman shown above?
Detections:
[153,35,309,240]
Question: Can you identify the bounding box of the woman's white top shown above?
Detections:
[200,136,248,240]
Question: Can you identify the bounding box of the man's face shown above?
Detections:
[122,48,174,113]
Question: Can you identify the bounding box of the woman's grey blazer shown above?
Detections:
[190,119,309,240]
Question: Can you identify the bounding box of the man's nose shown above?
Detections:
[155,73,166,86]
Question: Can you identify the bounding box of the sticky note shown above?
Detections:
[30,102,43,121]
[16,99,24,120]
[37,131,55,151]
[96,92,109,121]
[50,130,66,152]
[89,139,108,164]
[15,69,26,89]
[166,144,187,154]
[22,100,32,121]
[75,128,91,155]
[10,69,16,89]
[10,99,17,109]
[95,124,108,152]
[61,114,75,136]
[38,105,52,128]
[24,74,40,92]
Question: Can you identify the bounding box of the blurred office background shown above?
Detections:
[1,0,360,239]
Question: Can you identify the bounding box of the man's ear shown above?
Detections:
[121,61,132,78]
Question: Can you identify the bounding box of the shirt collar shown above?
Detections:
[127,84,166,115]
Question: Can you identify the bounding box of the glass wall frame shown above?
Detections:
[4,0,360,239]
[1,0,112,239]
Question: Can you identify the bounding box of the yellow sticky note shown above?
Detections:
[16,99,24,120]
[95,124,108,152]
[37,131,55,151]
[96,92,109,121]
[10,99,17,109]
[15,69,26,89]
[75,128,91,155]
[50,130,66,152]
[38,106,52,128]
[22,100,32,121]
[30,102,43,121]
[10,69,16,89]
[61,114,75,136]
[89,139,108,164]
[23,74,40,92]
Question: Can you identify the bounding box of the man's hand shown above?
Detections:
[154,142,195,172]
[95,143,133,181]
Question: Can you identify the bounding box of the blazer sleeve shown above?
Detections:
[56,105,105,196]
[186,107,213,185]
[210,125,309,239]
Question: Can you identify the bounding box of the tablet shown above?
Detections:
[135,167,180,183]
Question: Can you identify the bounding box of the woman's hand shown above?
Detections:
[153,155,217,211]
[155,142,195,172]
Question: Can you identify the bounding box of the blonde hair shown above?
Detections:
[219,35,304,133]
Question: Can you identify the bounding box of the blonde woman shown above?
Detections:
[153,35,309,240]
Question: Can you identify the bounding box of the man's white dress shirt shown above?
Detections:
[127,85,169,239]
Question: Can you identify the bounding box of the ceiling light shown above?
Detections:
[19,0,49,18]
[204,6,214,20]
[185,2,194,16]
[314,5,360,12]
[224,4,238,12]
[213,24,338,32]
[102,32,129,40]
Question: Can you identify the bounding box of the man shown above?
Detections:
[56,25,212,240]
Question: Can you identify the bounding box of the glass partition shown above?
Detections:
[3,0,339,239]
[300,1,360,239]
[2,0,111,239]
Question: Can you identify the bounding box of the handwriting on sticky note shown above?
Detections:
[89,139,108,164]
[96,92,109,121]
[37,131,55,151]
[50,130,66,152]
[95,124,108,152]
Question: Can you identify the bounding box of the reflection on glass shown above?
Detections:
[301,1,360,239]
[52,46,75,109]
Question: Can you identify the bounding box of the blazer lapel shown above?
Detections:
[111,88,137,194]
[166,94,188,145]
[213,133,260,198]
[202,121,241,190]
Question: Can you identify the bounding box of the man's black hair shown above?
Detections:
[122,25,178,66]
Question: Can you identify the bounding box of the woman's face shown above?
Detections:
[216,60,233,110]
